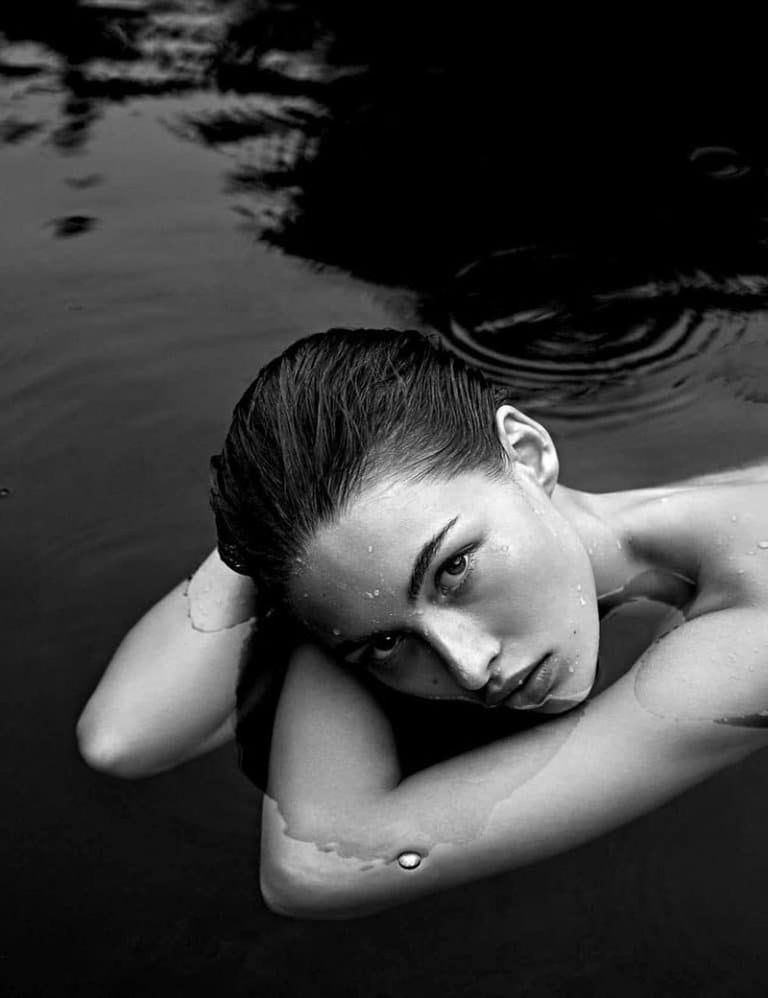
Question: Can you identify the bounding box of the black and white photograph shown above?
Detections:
[3,2,767,995]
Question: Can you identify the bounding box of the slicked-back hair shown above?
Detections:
[209,328,514,609]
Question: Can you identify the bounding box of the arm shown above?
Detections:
[77,548,259,778]
[261,606,768,918]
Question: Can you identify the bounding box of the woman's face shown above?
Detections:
[290,444,600,714]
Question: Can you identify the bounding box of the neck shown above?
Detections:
[550,484,650,599]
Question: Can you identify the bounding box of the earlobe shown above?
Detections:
[494,405,559,495]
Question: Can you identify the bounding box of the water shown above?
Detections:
[3,3,768,995]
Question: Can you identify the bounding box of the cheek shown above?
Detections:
[484,544,565,616]
[489,537,596,640]
[369,639,475,700]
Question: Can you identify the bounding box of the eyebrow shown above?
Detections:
[332,515,460,656]
[407,515,459,602]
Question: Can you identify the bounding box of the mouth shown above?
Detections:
[485,654,552,708]
[502,653,557,710]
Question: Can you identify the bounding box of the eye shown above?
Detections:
[436,549,474,594]
[367,632,404,664]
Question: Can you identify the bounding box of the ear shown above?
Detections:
[494,405,559,496]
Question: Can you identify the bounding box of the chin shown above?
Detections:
[535,660,598,714]
[534,695,589,715]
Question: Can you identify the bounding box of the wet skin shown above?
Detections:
[183,555,256,632]
[615,483,768,728]
[293,469,602,713]
[291,454,768,730]
[267,678,584,864]
[290,407,608,715]
[261,453,768,907]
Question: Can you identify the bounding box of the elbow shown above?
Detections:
[259,840,399,921]
[259,865,302,919]
[259,797,402,919]
[259,854,335,920]
[259,845,371,921]
[259,800,343,919]
[76,714,157,780]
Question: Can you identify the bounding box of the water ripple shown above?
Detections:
[435,249,768,423]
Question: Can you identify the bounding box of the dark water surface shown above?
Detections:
[3,3,768,996]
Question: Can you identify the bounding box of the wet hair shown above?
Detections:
[209,327,513,609]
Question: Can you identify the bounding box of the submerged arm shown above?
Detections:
[262,606,768,918]
[77,548,259,778]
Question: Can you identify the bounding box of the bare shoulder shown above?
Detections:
[623,479,768,608]
[628,601,768,739]
[184,548,258,632]
[664,458,768,490]
[612,478,768,730]
[691,483,768,605]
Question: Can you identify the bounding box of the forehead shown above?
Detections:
[316,470,487,558]
[289,470,507,636]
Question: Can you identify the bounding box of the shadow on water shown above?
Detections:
[197,1,768,423]
[6,0,763,422]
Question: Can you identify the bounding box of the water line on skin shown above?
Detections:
[595,567,697,618]
[632,611,768,728]
[592,567,768,726]
[270,707,583,864]
[182,576,256,633]
[276,566,759,865]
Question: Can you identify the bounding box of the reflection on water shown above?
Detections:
[0,2,220,152]
[5,0,764,423]
[432,249,768,422]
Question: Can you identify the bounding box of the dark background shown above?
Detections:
[3,3,768,995]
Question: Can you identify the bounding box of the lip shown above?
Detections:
[485,654,550,708]
[504,654,556,710]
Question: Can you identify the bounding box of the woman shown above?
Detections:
[77,327,768,919]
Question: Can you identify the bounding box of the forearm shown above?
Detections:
[77,549,257,778]
[262,635,768,919]
[262,691,682,918]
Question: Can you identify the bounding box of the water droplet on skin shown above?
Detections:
[758,541,768,550]
[332,628,341,637]
[568,666,575,674]
[397,852,422,870]
[576,584,582,592]
[373,589,380,597]
[302,592,309,598]
[737,569,746,575]
[579,597,587,606]
[731,515,738,522]
[367,545,373,553]
[364,591,374,599]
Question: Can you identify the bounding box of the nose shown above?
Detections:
[423,609,501,693]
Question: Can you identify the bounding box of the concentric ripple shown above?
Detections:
[437,248,768,425]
